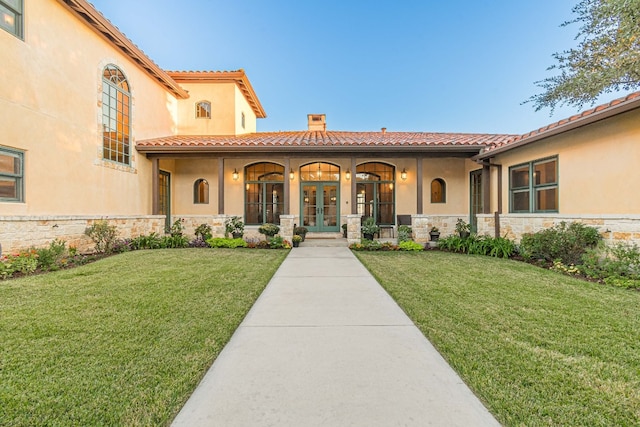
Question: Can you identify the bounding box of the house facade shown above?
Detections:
[1,0,639,254]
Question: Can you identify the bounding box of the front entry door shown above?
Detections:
[301,183,339,232]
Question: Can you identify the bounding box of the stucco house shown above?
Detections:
[1,0,639,253]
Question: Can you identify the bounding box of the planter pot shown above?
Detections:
[363,233,374,240]
[232,232,243,239]
[430,232,440,241]
[342,230,347,238]
[459,231,470,239]
[292,241,300,248]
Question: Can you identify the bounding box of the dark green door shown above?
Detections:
[159,170,171,232]
[301,183,339,232]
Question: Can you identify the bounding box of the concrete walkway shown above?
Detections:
[171,246,500,427]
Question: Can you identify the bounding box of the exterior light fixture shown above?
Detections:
[232,168,239,181]
[400,168,408,181]
[289,169,295,180]
[345,169,351,180]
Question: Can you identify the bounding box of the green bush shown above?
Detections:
[258,223,280,238]
[580,242,640,285]
[85,220,118,253]
[399,241,424,251]
[130,233,163,250]
[519,221,601,265]
[350,240,398,251]
[268,235,290,249]
[194,223,213,241]
[397,225,413,243]
[36,239,68,271]
[206,237,248,248]
[161,235,190,249]
[438,234,516,258]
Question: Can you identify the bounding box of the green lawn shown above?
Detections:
[355,251,640,426]
[0,249,287,426]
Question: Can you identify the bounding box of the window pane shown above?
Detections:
[511,165,529,188]
[0,5,17,35]
[512,191,530,212]
[534,160,557,185]
[0,152,18,174]
[0,177,17,198]
[536,187,557,211]
[4,0,22,12]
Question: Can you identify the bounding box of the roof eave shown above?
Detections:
[475,95,640,160]
[167,71,266,118]
[136,144,484,155]
[58,0,189,99]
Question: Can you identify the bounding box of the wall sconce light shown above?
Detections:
[345,169,351,181]
[289,169,295,180]
[232,168,239,181]
[400,168,408,181]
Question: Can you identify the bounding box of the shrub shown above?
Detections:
[161,235,190,248]
[519,221,601,265]
[258,223,280,238]
[85,220,118,253]
[399,241,424,251]
[292,235,303,243]
[36,239,68,271]
[194,223,213,241]
[168,219,185,237]
[397,225,413,243]
[111,238,132,253]
[224,216,245,237]
[206,237,248,248]
[268,235,290,249]
[350,240,398,251]
[580,242,640,282]
[130,233,163,250]
[438,234,516,258]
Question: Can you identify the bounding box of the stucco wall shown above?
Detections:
[493,109,640,215]
[0,0,177,218]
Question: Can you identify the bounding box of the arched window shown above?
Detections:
[195,101,211,119]
[431,178,446,203]
[356,162,395,225]
[244,162,284,225]
[194,179,209,204]
[102,65,131,165]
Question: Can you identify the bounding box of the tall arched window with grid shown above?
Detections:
[101,65,131,165]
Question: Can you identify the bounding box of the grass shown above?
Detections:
[0,248,287,426]
[354,250,640,427]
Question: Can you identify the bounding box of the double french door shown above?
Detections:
[301,183,339,232]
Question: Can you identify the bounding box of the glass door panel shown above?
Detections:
[323,185,338,228]
[302,185,317,228]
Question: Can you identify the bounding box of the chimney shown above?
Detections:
[381,127,387,135]
[307,114,326,131]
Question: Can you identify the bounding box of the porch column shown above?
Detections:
[351,157,357,214]
[416,157,423,215]
[284,158,290,215]
[482,163,491,214]
[218,157,225,215]
[152,157,159,215]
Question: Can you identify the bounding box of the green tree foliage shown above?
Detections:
[528,0,640,111]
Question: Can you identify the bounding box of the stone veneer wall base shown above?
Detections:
[476,213,640,246]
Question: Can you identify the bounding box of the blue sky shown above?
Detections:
[88,0,625,135]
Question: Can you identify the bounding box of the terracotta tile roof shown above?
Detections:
[136,131,517,153]
[478,91,640,159]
